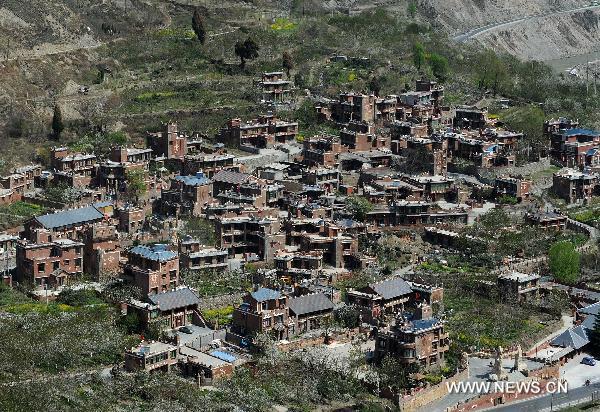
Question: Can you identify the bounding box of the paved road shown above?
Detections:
[489,382,600,411]
[453,4,600,43]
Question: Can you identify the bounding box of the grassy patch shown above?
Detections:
[202,306,234,327]
[0,201,46,230]
[271,18,298,32]
[134,91,177,102]
[445,292,548,350]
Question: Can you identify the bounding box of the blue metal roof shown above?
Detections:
[251,288,281,302]
[174,173,211,186]
[562,128,599,137]
[93,201,114,208]
[130,244,177,262]
[210,350,237,363]
[338,218,356,228]
[411,318,441,331]
[484,144,498,153]
[36,206,104,229]
[587,148,599,156]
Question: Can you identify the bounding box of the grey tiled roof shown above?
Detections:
[148,288,200,311]
[130,244,177,262]
[551,325,589,350]
[288,293,334,317]
[579,302,600,317]
[212,170,251,185]
[369,277,413,300]
[35,206,104,229]
[251,288,281,302]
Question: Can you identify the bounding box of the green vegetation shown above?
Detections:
[181,269,250,297]
[0,349,379,411]
[51,105,64,140]
[549,241,580,285]
[428,52,449,81]
[0,201,45,230]
[413,42,426,71]
[234,37,260,69]
[501,105,547,161]
[444,292,547,350]
[192,8,206,44]
[0,305,136,382]
[57,288,105,307]
[346,196,374,222]
[498,194,518,205]
[589,314,600,357]
[271,18,298,32]
[125,169,147,202]
[69,131,129,157]
[458,208,586,269]
[202,306,234,327]
[179,217,215,246]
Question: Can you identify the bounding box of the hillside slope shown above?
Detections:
[419,0,586,34]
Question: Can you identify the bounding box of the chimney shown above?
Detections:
[414,302,432,320]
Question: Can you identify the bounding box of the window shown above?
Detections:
[53,261,59,270]
[75,258,82,267]
[38,263,45,273]
[63,259,70,266]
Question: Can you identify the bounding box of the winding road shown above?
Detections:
[453,4,600,43]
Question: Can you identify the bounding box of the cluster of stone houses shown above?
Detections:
[2,75,587,377]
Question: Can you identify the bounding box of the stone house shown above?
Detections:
[232,288,290,340]
[15,238,84,288]
[374,304,450,368]
[124,244,179,296]
[125,341,178,372]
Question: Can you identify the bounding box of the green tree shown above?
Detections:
[475,50,507,95]
[282,51,293,77]
[549,241,580,284]
[179,217,216,245]
[501,105,547,159]
[407,2,417,18]
[412,42,425,71]
[334,305,360,328]
[346,196,374,222]
[125,169,147,202]
[368,76,382,96]
[234,38,259,69]
[428,53,449,81]
[51,105,64,140]
[192,8,206,44]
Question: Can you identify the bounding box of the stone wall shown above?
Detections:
[397,368,470,412]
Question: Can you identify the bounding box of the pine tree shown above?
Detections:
[52,105,64,140]
[282,51,293,77]
[192,8,206,45]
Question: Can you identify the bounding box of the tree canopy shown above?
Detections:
[428,53,449,81]
[234,38,259,69]
[192,8,206,44]
[548,241,580,284]
[52,105,64,140]
[282,51,293,77]
[346,196,374,222]
[412,42,425,71]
